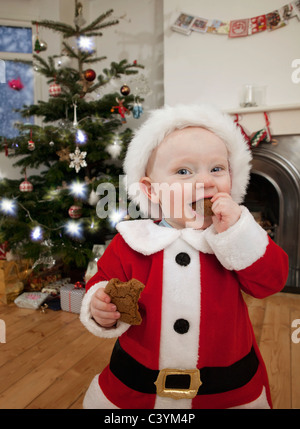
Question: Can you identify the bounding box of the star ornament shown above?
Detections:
[69,146,87,173]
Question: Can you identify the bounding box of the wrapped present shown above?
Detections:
[41,277,70,295]
[14,292,50,309]
[0,281,24,304]
[0,259,32,304]
[60,282,85,314]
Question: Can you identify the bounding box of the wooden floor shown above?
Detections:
[0,291,300,409]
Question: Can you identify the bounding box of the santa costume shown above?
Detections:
[80,104,289,409]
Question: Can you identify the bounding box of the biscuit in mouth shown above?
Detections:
[191,198,213,216]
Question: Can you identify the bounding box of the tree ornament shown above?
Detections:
[111,98,129,123]
[8,77,24,91]
[120,84,130,96]
[74,1,86,27]
[133,101,143,119]
[73,101,78,127]
[28,129,35,151]
[39,39,48,52]
[56,147,70,161]
[88,189,99,206]
[83,68,96,82]
[69,146,87,173]
[28,140,35,151]
[106,134,122,159]
[68,204,82,219]
[34,36,42,53]
[19,171,33,192]
[49,82,62,97]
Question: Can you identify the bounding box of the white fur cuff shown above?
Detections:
[79,281,130,338]
[205,206,269,271]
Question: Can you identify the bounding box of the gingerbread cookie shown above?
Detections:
[105,278,145,325]
[192,198,213,216]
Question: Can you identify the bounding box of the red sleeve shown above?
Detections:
[85,234,129,292]
[236,237,289,298]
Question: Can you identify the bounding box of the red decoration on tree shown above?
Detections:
[68,205,82,219]
[8,77,24,91]
[19,170,33,192]
[49,82,62,97]
[28,129,35,151]
[111,98,129,123]
[83,68,96,82]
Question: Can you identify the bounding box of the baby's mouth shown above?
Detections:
[190,198,213,216]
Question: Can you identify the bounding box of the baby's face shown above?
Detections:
[140,127,231,229]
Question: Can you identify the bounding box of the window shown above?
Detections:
[0,23,34,139]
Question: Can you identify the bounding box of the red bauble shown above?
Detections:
[19,179,33,192]
[68,205,82,219]
[83,69,96,82]
[8,78,24,91]
[49,82,62,97]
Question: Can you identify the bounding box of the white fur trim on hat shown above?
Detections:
[123,104,252,217]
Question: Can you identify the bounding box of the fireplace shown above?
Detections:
[243,135,300,293]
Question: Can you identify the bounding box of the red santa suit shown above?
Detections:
[80,207,288,409]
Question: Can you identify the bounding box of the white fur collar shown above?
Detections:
[116,219,214,255]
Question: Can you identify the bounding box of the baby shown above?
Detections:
[80,104,288,409]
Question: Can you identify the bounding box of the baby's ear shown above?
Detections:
[139,177,160,204]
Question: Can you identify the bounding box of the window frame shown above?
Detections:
[0,18,42,109]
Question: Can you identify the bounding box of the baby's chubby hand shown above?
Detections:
[90,287,120,328]
[210,192,242,233]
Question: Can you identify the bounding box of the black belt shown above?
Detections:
[109,340,259,396]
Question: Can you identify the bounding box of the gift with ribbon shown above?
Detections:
[60,281,86,314]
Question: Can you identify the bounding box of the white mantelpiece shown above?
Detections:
[225,103,300,136]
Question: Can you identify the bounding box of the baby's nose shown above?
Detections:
[195,173,214,188]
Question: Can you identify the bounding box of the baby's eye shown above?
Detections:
[211,166,223,173]
[177,168,191,175]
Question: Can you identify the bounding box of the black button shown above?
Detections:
[173,318,190,334]
[175,252,191,266]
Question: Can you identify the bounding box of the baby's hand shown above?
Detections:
[90,287,120,328]
[211,193,242,233]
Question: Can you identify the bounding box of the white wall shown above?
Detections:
[163,0,300,110]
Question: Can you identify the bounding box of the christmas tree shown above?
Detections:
[0,1,145,277]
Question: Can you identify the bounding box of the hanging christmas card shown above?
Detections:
[229,19,250,37]
[171,13,195,35]
[292,0,300,19]
[266,10,286,30]
[281,3,295,19]
[250,15,267,34]
[207,19,229,34]
[192,17,209,33]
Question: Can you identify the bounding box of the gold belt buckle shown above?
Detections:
[154,368,202,400]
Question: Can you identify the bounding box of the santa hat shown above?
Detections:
[123,104,252,217]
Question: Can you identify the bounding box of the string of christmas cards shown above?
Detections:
[172,1,300,37]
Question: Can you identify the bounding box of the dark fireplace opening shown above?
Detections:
[244,173,279,242]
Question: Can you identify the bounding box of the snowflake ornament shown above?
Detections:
[69,146,87,173]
